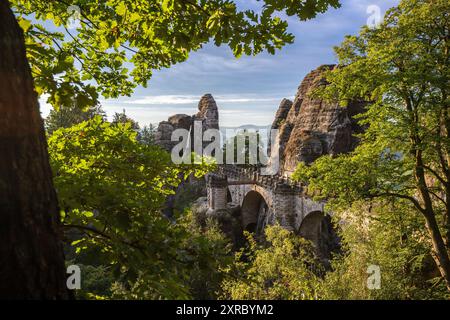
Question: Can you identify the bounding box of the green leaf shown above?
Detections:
[18,18,32,32]
[116,2,127,16]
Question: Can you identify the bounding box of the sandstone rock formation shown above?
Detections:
[155,94,219,218]
[271,98,293,130]
[155,94,219,152]
[271,65,366,175]
[194,94,219,133]
[157,67,364,256]
[154,115,191,151]
[268,98,292,156]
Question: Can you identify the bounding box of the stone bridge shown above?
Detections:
[206,165,334,249]
[154,65,362,255]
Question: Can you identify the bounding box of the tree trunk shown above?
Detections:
[0,1,69,299]
[414,147,450,292]
[424,212,450,292]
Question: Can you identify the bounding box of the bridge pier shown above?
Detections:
[206,174,228,212]
[273,183,296,231]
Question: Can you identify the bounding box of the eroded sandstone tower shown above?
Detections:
[154,94,220,217]
[271,64,365,175]
[154,93,219,152]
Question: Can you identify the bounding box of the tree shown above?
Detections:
[0,1,69,298]
[221,226,322,300]
[223,130,268,165]
[48,117,216,298]
[293,0,450,291]
[320,199,448,299]
[178,210,232,300]
[111,111,159,145]
[138,124,157,146]
[45,103,105,134]
[111,109,140,131]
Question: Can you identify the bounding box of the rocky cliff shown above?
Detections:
[155,94,219,217]
[194,94,219,134]
[155,93,219,152]
[271,65,365,175]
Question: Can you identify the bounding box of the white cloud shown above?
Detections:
[121,95,199,105]
[38,92,284,128]
[115,94,283,105]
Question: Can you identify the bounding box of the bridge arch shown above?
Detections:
[298,211,325,243]
[241,190,270,235]
[298,211,339,259]
[227,188,233,203]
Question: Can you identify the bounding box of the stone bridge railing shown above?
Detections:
[216,164,304,193]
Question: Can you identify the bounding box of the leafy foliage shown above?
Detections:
[111,109,140,131]
[15,0,450,300]
[69,262,114,300]
[320,200,449,300]
[293,0,450,291]
[223,130,268,165]
[137,124,157,146]
[220,204,449,300]
[49,116,218,298]
[221,226,323,300]
[179,210,233,299]
[45,103,105,134]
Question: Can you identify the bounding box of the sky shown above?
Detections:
[39,0,399,128]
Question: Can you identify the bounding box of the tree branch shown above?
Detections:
[422,164,448,185]
[370,192,426,214]
[63,224,145,253]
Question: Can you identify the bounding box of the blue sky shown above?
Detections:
[40,0,399,127]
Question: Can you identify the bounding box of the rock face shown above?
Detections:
[154,115,192,151]
[155,94,219,218]
[271,65,366,175]
[155,94,219,152]
[194,94,219,132]
[268,98,293,156]
[271,98,293,130]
